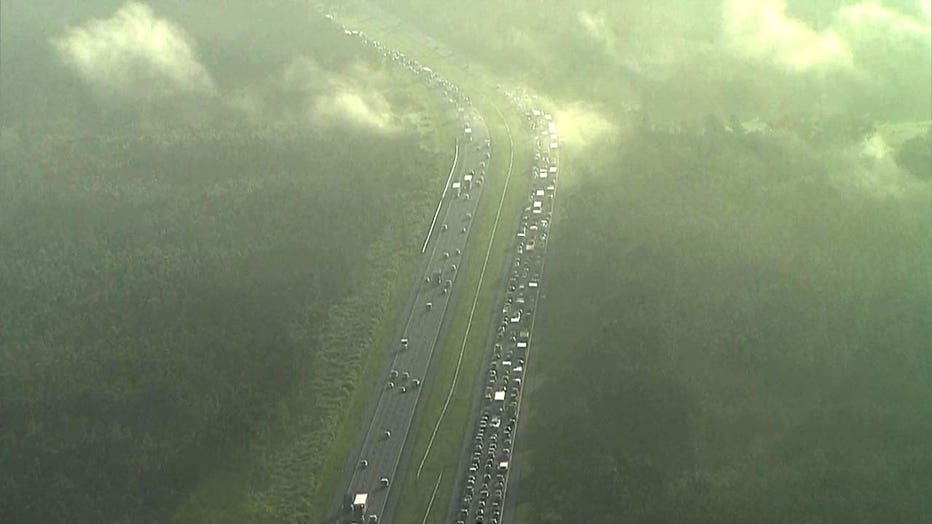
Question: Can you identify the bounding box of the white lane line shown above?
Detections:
[370,129,483,520]
[347,139,462,495]
[416,102,514,480]
[422,140,459,253]
[421,471,444,524]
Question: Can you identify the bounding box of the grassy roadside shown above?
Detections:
[168,69,458,523]
[333,9,534,522]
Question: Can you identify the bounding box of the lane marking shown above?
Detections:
[422,140,459,253]
[421,471,444,524]
[416,101,514,480]
[350,135,475,507]
[347,122,465,501]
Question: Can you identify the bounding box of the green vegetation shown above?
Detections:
[520,125,931,523]
[3,1,929,523]
[331,7,536,521]
[367,1,931,522]
[1,2,456,522]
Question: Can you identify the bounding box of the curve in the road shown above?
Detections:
[422,140,460,253]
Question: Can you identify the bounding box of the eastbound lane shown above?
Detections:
[327,17,499,524]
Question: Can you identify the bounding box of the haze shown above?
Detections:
[2,1,929,523]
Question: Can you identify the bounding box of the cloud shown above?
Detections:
[313,90,396,131]
[554,101,618,150]
[724,0,854,72]
[838,1,931,38]
[577,10,617,56]
[724,0,930,77]
[273,56,399,132]
[52,2,215,99]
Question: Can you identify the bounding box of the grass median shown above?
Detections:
[334,9,535,522]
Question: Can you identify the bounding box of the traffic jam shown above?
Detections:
[453,106,558,524]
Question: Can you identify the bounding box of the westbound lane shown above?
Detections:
[324,16,500,524]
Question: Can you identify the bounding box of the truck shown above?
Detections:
[351,492,368,521]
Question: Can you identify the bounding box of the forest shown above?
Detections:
[1,2,452,521]
[372,0,932,522]
[2,1,929,522]
[522,122,930,523]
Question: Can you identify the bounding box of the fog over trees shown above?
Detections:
[2,1,929,523]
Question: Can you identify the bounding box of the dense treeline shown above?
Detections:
[0,2,458,521]
[368,1,931,521]
[0,121,443,521]
[521,125,931,523]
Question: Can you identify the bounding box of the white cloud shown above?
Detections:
[554,101,618,151]
[837,1,931,40]
[313,90,396,131]
[578,10,617,56]
[724,0,854,72]
[724,0,931,76]
[277,56,398,132]
[53,2,215,98]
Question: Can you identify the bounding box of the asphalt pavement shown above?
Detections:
[326,19,496,523]
[316,5,561,523]
[445,103,560,524]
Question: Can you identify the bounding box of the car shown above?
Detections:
[383,430,391,439]
[360,459,368,468]
[426,301,433,311]
[387,381,395,389]
[400,386,407,393]
[380,477,390,487]
[412,379,421,388]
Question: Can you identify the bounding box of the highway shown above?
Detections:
[323,14,498,524]
[445,103,559,524]
[317,4,559,523]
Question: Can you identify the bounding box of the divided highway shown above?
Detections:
[318,5,559,523]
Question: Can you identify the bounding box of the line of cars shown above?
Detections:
[325,14,494,524]
[452,105,559,524]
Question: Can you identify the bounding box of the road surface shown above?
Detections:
[324,16,498,523]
